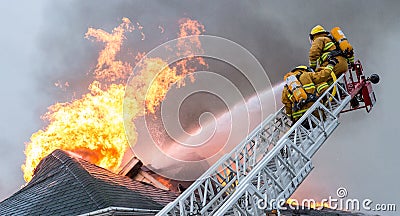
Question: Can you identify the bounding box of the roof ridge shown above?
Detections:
[51,150,104,209]
[2,152,65,200]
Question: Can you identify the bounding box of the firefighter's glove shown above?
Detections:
[293,101,304,112]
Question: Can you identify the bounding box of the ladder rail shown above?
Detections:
[214,74,352,215]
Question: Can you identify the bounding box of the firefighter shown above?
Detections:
[281,58,338,123]
[308,25,349,77]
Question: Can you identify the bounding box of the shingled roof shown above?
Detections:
[0,149,177,216]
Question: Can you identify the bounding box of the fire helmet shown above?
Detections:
[309,25,328,40]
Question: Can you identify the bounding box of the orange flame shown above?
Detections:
[85,17,134,83]
[22,17,206,182]
[141,18,206,114]
[154,176,174,189]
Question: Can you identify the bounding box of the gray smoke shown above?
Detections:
[1,1,399,215]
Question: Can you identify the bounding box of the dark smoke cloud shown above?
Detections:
[23,0,400,214]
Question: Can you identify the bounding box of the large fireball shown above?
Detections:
[22,17,206,182]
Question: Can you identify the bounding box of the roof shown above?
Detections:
[0,149,177,216]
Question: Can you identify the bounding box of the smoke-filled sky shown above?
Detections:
[1,0,399,215]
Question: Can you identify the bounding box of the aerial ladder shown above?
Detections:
[156,60,379,216]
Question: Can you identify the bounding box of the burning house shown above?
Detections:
[0,17,202,216]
